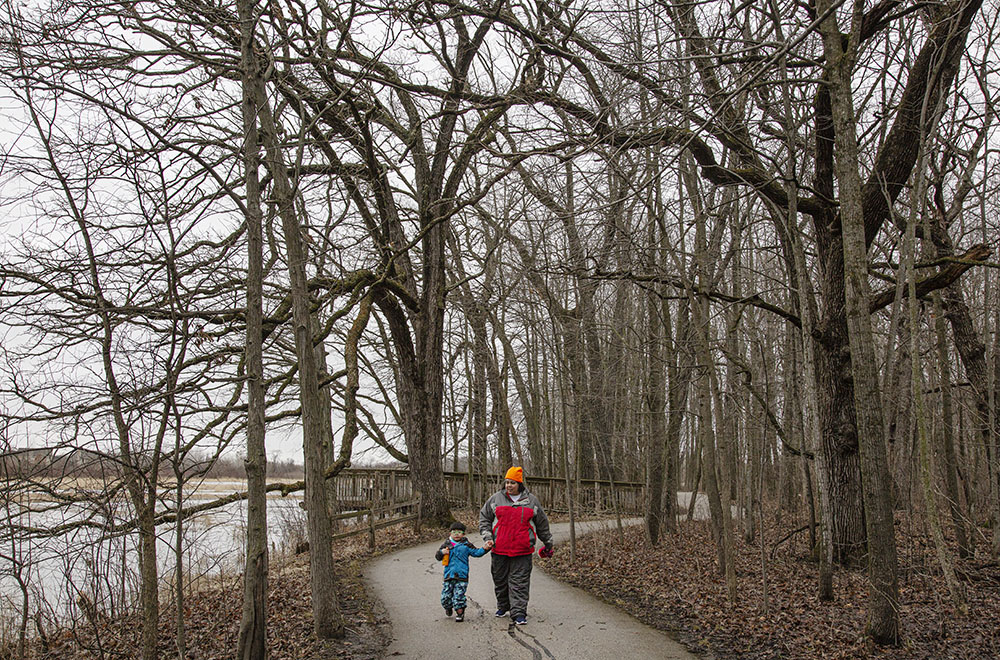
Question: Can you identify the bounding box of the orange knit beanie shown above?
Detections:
[504,466,523,483]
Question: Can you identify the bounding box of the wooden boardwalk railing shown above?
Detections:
[331,468,645,516]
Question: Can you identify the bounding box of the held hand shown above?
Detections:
[484,540,494,550]
[442,546,450,555]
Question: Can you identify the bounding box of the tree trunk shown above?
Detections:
[493,314,543,471]
[237,2,268,654]
[933,239,996,556]
[915,296,966,612]
[78,210,161,660]
[483,324,513,469]
[709,351,739,604]
[387,282,452,526]
[905,129,965,612]
[818,11,899,641]
[993,309,1000,558]
[691,231,737,602]
[470,321,488,487]
[666,302,692,533]
[252,75,343,639]
[934,296,971,558]
[644,277,666,546]
[814,297,867,564]
[137,504,159,660]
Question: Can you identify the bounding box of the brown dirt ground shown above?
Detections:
[539,513,1000,660]
[17,516,449,660]
[17,507,997,660]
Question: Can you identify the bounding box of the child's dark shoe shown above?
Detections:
[455,608,464,622]
[444,607,452,617]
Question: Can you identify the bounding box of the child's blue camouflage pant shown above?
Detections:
[441,579,469,610]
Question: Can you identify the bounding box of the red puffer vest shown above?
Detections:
[479,490,553,557]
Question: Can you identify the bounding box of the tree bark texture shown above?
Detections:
[237,0,268,654]
[934,297,971,558]
[818,8,900,642]
[251,73,343,639]
[645,282,667,545]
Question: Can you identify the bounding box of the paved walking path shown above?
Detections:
[366,519,697,659]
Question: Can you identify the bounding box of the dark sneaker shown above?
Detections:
[444,607,452,617]
[495,608,508,617]
[455,608,465,622]
[513,615,527,625]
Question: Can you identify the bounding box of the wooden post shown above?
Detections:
[368,507,376,550]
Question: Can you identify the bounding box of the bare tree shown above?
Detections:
[237,0,269,653]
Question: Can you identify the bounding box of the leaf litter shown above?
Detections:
[539,513,1000,659]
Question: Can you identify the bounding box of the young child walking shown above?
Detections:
[435,521,493,621]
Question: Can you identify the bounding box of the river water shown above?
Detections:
[0,482,306,633]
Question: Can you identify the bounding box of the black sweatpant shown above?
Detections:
[491,553,533,618]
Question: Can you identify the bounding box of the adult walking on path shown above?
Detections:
[365,518,697,659]
[478,466,553,625]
